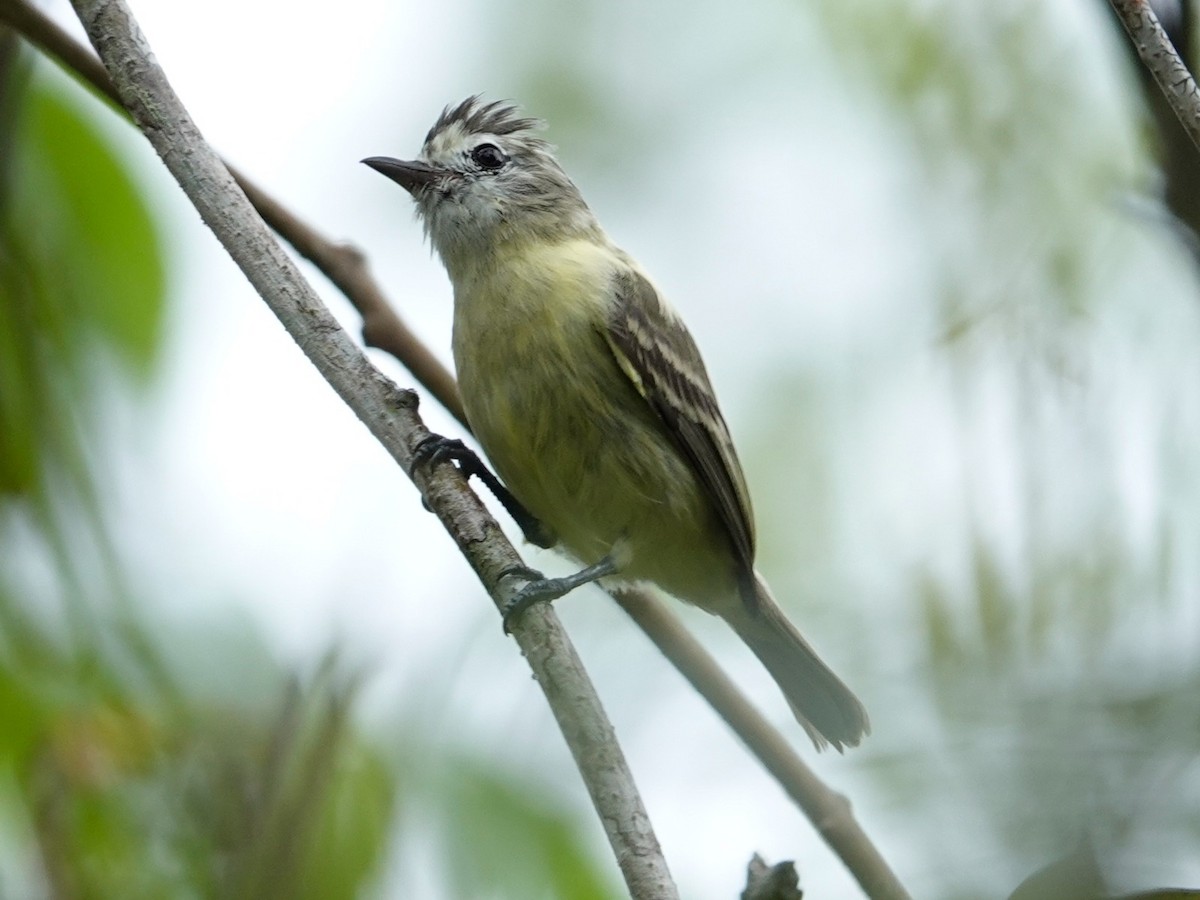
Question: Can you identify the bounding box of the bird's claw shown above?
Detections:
[410,434,470,474]
[498,565,570,634]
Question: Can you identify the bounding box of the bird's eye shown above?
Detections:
[471,143,508,170]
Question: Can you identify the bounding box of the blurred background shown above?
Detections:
[2,0,1199,897]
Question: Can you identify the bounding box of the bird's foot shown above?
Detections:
[498,556,619,634]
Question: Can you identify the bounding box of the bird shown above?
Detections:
[364,97,868,750]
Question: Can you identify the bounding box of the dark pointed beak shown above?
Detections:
[361,156,439,195]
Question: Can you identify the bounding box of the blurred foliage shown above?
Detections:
[815,0,1150,364]
[0,45,398,899]
[393,752,617,900]
[0,613,397,899]
[0,50,165,503]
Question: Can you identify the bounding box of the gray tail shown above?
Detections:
[725,575,869,751]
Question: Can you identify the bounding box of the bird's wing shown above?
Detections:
[603,267,757,595]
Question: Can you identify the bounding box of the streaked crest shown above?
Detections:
[422,96,549,159]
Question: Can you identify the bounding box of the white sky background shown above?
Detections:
[25,0,1200,896]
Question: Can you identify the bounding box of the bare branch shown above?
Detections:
[51,0,674,895]
[1109,0,1200,153]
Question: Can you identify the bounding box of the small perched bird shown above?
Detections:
[364,97,868,749]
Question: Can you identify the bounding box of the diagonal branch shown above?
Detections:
[53,0,676,896]
[1108,0,1200,153]
[0,3,911,896]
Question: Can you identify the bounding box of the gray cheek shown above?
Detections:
[428,201,467,231]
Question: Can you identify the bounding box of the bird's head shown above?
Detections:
[364,96,599,266]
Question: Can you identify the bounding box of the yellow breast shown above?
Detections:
[449,238,737,607]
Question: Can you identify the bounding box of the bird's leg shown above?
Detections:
[499,556,620,634]
[410,433,556,548]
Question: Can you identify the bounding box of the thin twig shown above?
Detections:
[2,4,912,895]
[1109,0,1200,153]
[57,1,676,895]
[614,589,912,900]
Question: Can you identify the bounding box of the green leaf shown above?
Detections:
[0,68,168,500]
[13,74,167,378]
